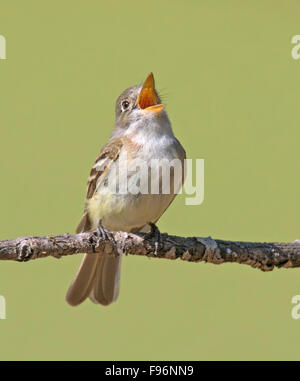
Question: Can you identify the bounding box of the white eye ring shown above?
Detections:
[121,100,130,111]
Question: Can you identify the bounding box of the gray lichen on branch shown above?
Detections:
[1,231,300,272]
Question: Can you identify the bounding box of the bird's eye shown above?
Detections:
[121,100,130,111]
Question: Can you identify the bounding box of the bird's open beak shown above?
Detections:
[137,73,164,113]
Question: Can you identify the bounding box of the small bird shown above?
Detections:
[66,73,186,306]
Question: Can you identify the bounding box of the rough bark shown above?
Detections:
[1,231,300,272]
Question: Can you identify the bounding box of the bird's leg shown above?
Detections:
[145,222,163,256]
[90,220,116,254]
[96,220,116,243]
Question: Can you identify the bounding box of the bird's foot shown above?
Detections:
[145,222,163,256]
[96,220,115,242]
[90,220,116,254]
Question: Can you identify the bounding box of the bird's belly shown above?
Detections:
[87,188,173,232]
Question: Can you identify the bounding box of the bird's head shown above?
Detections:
[114,73,167,133]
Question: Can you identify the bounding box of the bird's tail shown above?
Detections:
[66,252,121,307]
[89,254,122,305]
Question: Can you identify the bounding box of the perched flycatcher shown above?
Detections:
[66,73,186,307]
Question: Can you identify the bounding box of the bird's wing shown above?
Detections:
[76,138,123,233]
[67,138,124,307]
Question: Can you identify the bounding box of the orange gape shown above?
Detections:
[138,87,158,109]
[137,73,164,112]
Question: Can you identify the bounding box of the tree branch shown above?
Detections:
[1,230,300,272]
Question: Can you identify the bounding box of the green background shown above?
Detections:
[0,0,300,360]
